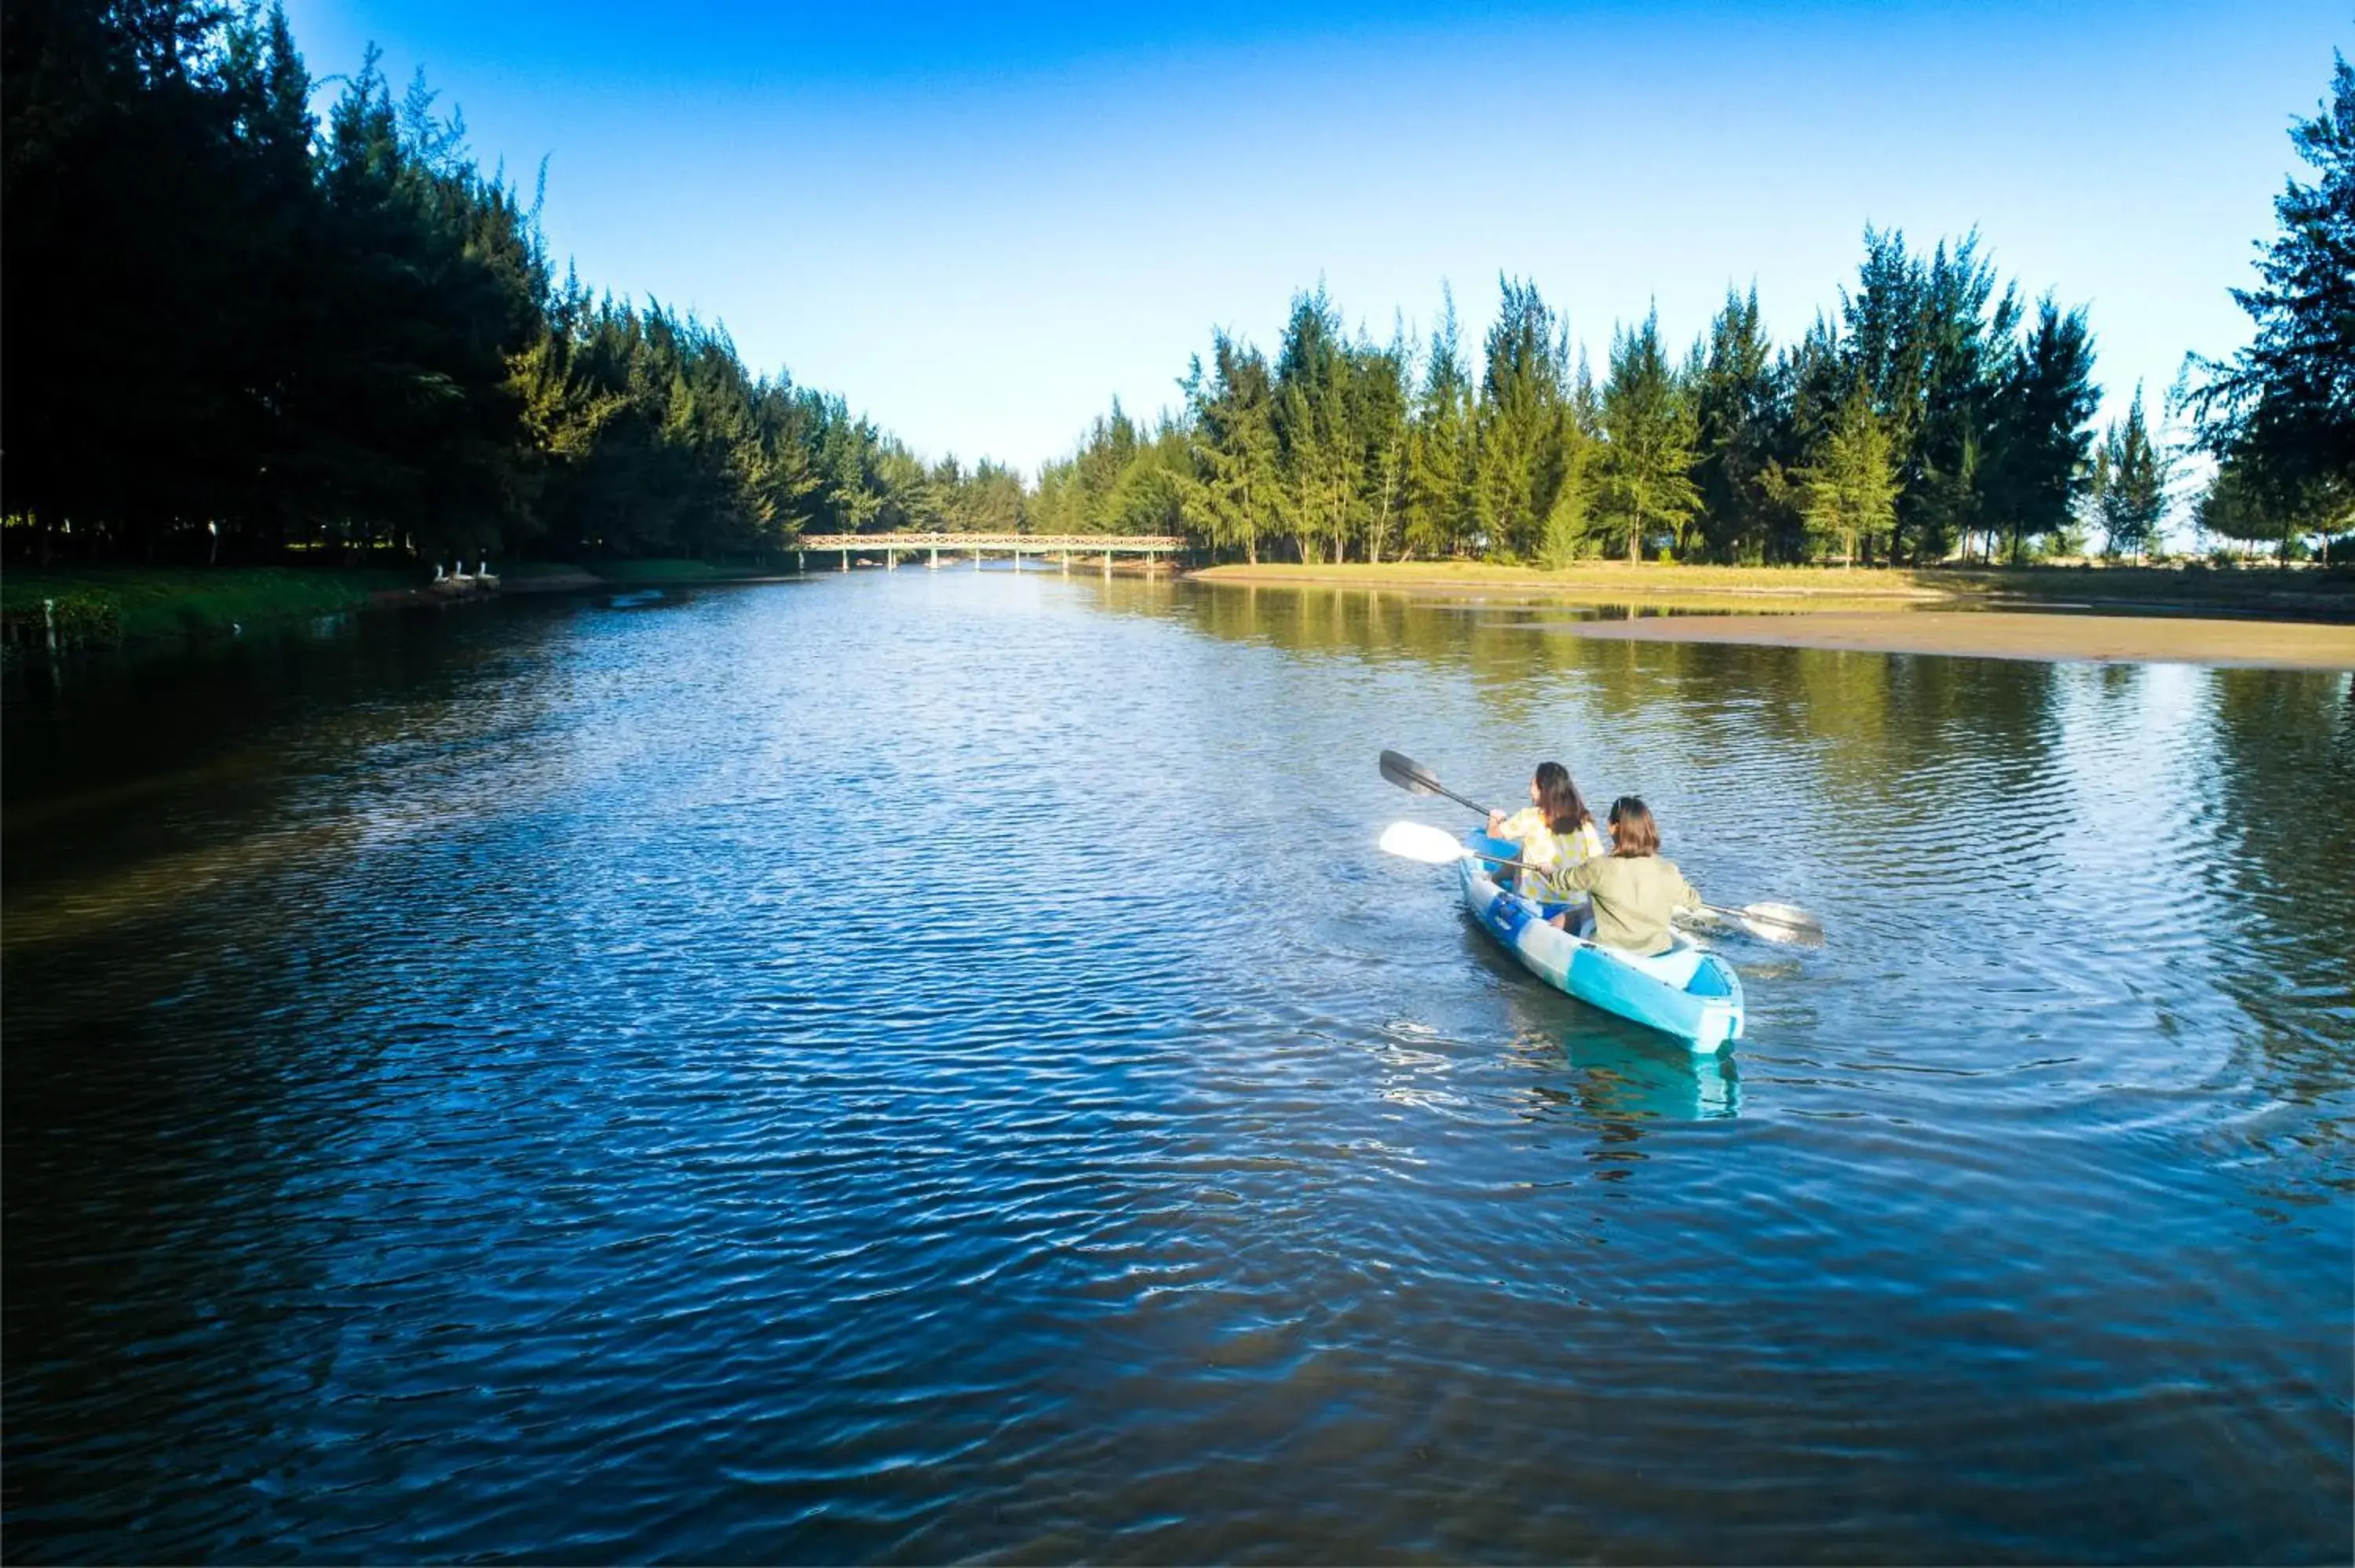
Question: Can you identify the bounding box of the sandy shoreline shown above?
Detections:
[1561,611,2355,670]
[1182,562,2355,668]
[1189,560,2354,618]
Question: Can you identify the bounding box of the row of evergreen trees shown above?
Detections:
[2,0,1019,565]
[1035,252,2109,566]
[6,5,2343,569]
[1031,244,2116,567]
[1036,49,2353,568]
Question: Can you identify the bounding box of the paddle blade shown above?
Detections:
[1378,749,1442,797]
[1733,902,1825,947]
[1378,819,1467,865]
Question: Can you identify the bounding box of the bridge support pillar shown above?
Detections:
[886,549,896,571]
[1103,549,1113,574]
[840,548,849,572]
[930,548,939,568]
[796,550,804,573]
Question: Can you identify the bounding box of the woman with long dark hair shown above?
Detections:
[1484,760,1605,906]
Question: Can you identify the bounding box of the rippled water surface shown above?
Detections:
[5,573,2351,1563]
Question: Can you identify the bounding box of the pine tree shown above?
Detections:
[1182,333,1280,563]
[1108,418,1199,536]
[2095,388,2168,560]
[2181,49,2355,544]
[1840,229,1928,558]
[1796,380,1899,564]
[1272,289,1350,561]
[1911,235,2017,562]
[1471,277,1581,560]
[1354,322,1411,563]
[1988,298,2101,562]
[2084,439,2113,557]
[1401,290,1475,559]
[1692,286,1787,562]
[1025,458,1080,537]
[1597,308,1700,561]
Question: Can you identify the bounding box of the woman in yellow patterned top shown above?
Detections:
[1484,761,1605,913]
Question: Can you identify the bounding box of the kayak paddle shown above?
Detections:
[1376,753,1827,948]
[1379,749,1496,819]
[1378,819,1824,946]
[1380,819,1525,867]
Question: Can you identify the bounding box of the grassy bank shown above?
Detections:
[1188,560,2355,619]
[0,559,795,651]
[2,564,424,646]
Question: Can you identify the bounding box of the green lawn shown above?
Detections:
[0,557,794,648]
[2,564,425,644]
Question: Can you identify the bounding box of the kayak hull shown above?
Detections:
[1457,833,1744,1051]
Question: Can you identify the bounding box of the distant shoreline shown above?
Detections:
[1182,561,2355,669]
[10,558,2351,671]
[1192,560,1948,600]
[1561,611,2355,671]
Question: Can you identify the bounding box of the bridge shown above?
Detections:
[792,533,1188,573]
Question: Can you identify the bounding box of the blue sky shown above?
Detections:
[288,1,2343,478]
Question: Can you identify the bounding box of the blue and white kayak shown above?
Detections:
[1458,832,1744,1052]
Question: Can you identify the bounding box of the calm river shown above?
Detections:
[5,572,2350,1563]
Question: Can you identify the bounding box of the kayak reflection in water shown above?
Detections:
[1540,796,1706,956]
[1484,760,1606,919]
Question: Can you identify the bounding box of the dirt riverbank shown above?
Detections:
[1561,611,2355,670]
[1188,560,2355,621]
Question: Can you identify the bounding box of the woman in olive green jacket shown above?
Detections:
[1542,797,1703,956]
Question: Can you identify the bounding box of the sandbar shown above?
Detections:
[1561,611,2355,670]
[1185,560,2355,623]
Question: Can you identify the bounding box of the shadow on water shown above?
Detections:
[1,601,596,955]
